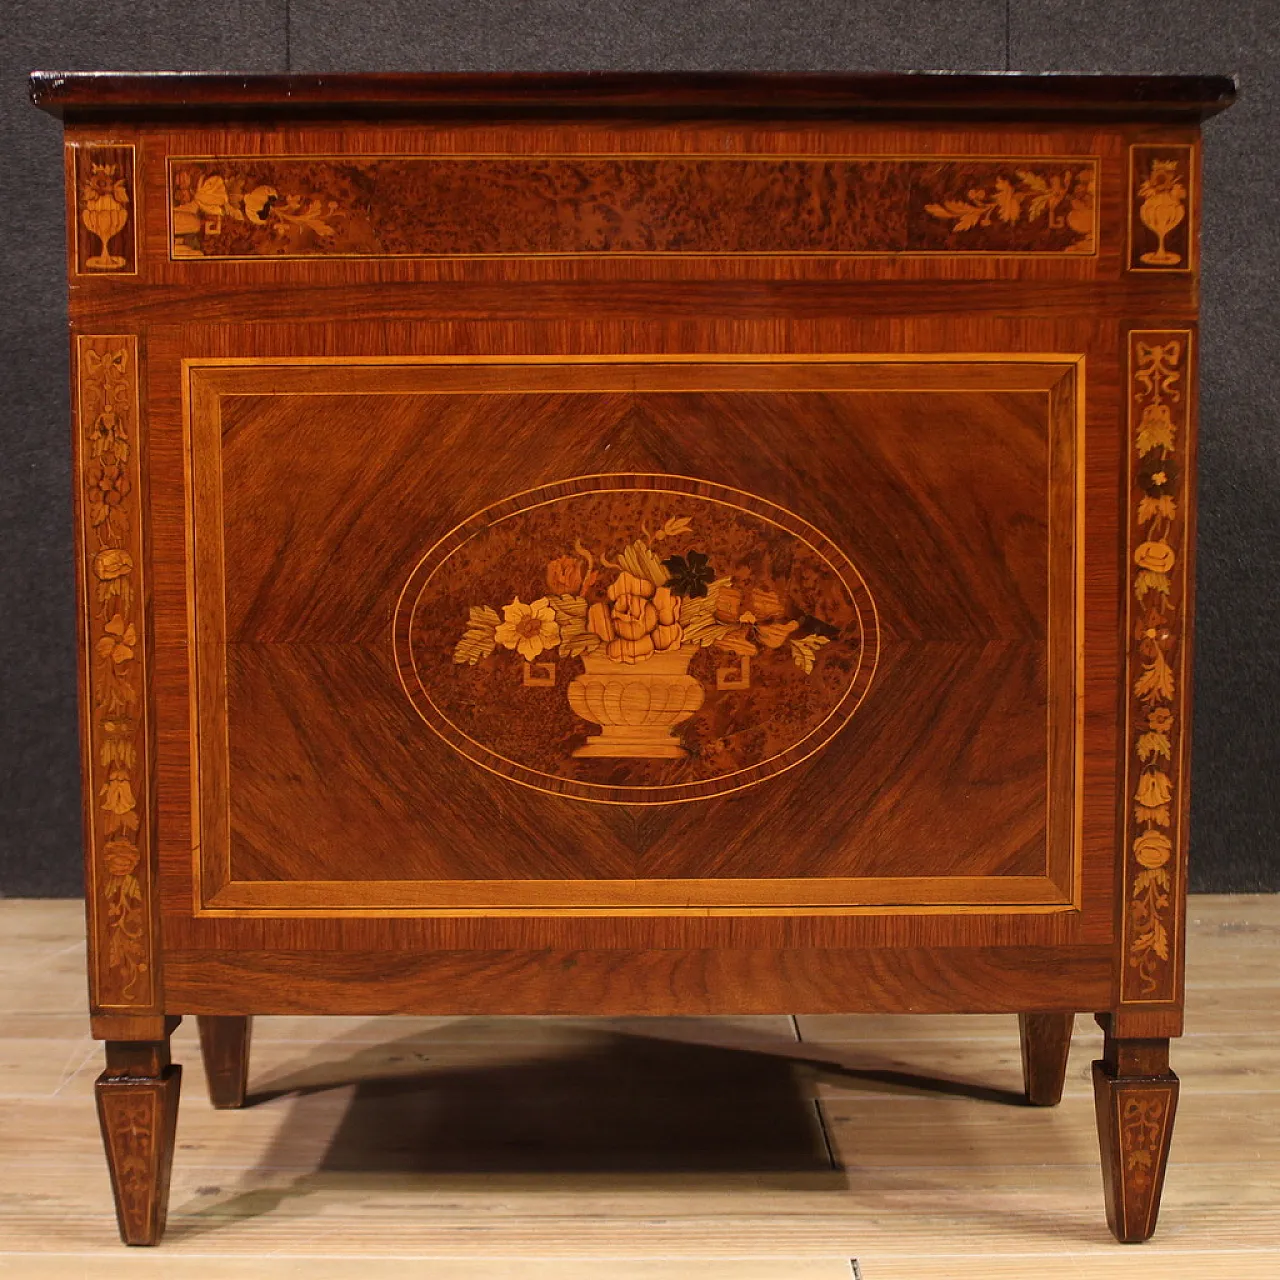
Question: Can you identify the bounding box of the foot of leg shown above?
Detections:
[95,1039,182,1245]
[1092,1032,1179,1243]
[197,1015,253,1109]
[1019,1012,1075,1106]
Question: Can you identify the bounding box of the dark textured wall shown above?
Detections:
[2,2,1276,896]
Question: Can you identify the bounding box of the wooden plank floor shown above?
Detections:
[0,894,1276,1278]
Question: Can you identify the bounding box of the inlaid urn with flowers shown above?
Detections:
[1137,158,1188,266]
[452,516,839,760]
[80,163,130,269]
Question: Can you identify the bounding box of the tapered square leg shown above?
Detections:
[197,1015,253,1109]
[1019,1012,1074,1106]
[95,1040,182,1246]
[1092,1035,1179,1243]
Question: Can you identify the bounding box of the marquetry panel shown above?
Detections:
[394,473,879,805]
[71,143,137,276]
[76,335,157,1009]
[1121,331,1193,1004]
[165,155,1098,260]
[182,355,1082,915]
[1128,144,1194,273]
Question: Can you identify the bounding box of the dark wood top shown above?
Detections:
[30,71,1236,123]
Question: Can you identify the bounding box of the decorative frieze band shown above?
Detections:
[77,335,154,1008]
[167,155,1098,259]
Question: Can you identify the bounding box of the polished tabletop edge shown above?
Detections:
[29,70,1238,122]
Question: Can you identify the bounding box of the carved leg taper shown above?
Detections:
[197,1015,253,1109]
[95,1038,182,1246]
[1019,1012,1074,1106]
[1092,1033,1179,1243]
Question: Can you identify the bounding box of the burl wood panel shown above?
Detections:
[184,358,1079,914]
[165,155,1097,260]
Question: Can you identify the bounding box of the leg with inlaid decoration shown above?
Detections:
[197,1015,252,1109]
[95,1036,182,1245]
[1092,1030,1179,1243]
[1018,1012,1074,1106]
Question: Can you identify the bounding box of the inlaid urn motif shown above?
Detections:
[80,163,130,270]
[1137,159,1188,266]
[567,649,705,759]
[394,475,879,804]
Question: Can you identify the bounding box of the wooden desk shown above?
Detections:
[31,70,1235,1246]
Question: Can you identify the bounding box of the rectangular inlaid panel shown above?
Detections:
[72,143,137,276]
[183,357,1082,915]
[76,335,156,1007]
[1121,331,1193,1004]
[1128,144,1194,273]
[167,155,1099,259]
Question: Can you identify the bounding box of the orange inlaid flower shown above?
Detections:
[546,555,584,595]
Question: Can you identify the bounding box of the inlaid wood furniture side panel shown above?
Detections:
[75,334,160,1013]
[39,68,1232,1251]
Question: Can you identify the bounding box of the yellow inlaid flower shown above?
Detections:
[1135,770,1173,809]
[494,596,560,662]
[1133,830,1173,870]
[1134,540,1176,574]
[100,777,136,816]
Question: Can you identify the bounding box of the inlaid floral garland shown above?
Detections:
[1126,336,1186,1000]
[1121,1093,1170,1196]
[925,166,1096,253]
[451,516,843,761]
[81,339,149,1002]
[453,516,836,675]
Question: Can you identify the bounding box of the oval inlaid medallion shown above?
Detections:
[392,475,878,804]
